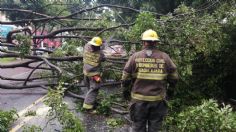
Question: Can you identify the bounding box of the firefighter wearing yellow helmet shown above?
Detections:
[83,36,105,112]
[89,36,103,46]
[121,29,179,131]
[141,29,160,41]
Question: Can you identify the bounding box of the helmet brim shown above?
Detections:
[89,41,101,46]
[142,38,160,41]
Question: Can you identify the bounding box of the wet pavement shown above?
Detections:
[0,60,131,132]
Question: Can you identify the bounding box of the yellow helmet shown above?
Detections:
[89,37,102,46]
[141,29,160,41]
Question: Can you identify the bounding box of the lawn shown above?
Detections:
[0,58,17,63]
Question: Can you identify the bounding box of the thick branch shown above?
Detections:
[6,27,32,43]
[23,61,45,86]
[0,60,38,68]
[109,40,140,45]
[0,48,16,54]
[0,53,129,62]
[0,53,83,61]
[46,35,92,40]
[0,8,51,17]
[0,4,155,24]
[33,27,104,39]
[96,22,135,35]
[0,43,16,47]
[31,48,53,53]
[42,58,62,76]
[0,74,57,82]
[0,82,57,89]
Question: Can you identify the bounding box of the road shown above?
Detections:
[0,61,130,132]
[0,65,53,131]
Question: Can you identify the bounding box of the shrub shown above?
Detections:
[174,99,236,131]
[106,117,124,128]
[22,125,42,132]
[44,83,84,132]
[0,109,18,132]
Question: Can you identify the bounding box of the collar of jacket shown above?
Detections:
[143,46,157,50]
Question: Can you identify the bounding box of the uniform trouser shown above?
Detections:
[83,76,101,109]
[130,100,168,132]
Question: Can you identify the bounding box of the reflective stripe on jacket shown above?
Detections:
[131,92,163,101]
[122,48,178,101]
[83,43,105,77]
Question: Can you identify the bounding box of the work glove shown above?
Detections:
[121,80,132,100]
[121,80,131,87]
[166,83,176,100]
[122,88,131,101]
[167,88,174,99]
[92,75,101,83]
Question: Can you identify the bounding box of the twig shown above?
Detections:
[110,107,128,114]
[112,102,127,108]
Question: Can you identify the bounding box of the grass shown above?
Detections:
[0,58,17,63]
[24,110,37,117]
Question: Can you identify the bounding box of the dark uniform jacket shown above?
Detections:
[122,47,178,101]
[83,43,105,77]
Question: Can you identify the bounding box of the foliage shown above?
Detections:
[96,91,120,115]
[59,62,84,84]
[102,63,122,82]
[50,48,65,57]
[0,109,18,132]
[151,0,236,109]
[75,100,85,113]
[61,39,84,56]
[22,125,42,132]
[126,12,157,46]
[15,35,31,58]
[97,0,207,20]
[167,99,236,131]
[0,0,79,21]
[106,117,124,128]
[96,91,113,115]
[124,1,236,130]
[24,110,36,117]
[44,83,84,132]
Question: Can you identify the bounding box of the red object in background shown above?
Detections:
[35,31,61,48]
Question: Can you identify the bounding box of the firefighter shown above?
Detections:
[121,29,179,132]
[83,37,105,112]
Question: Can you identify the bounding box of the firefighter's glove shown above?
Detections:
[121,80,131,87]
[121,80,131,100]
[92,75,101,83]
[167,83,175,100]
[167,88,174,99]
[122,88,131,101]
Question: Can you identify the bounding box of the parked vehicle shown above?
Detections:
[0,25,17,39]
